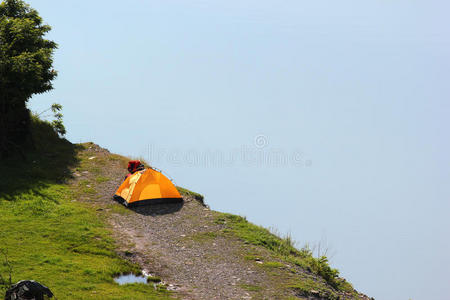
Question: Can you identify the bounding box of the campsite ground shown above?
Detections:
[71,142,372,300]
[0,119,372,299]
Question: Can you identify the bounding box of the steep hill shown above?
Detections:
[0,119,372,299]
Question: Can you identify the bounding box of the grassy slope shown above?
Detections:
[0,118,172,299]
[0,117,368,300]
[214,213,357,299]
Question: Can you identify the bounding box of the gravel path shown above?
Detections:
[110,199,268,300]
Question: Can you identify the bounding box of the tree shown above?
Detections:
[0,0,57,157]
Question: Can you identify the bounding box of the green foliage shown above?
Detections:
[0,0,57,97]
[35,103,66,137]
[147,276,162,283]
[299,246,341,289]
[288,279,341,300]
[0,0,58,156]
[50,103,66,136]
[176,186,205,204]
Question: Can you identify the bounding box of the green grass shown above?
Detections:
[147,276,162,283]
[262,261,285,268]
[216,213,354,295]
[187,232,218,242]
[107,203,133,215]
[96,176,110,183]
[240,283,262,292]
[0,117,173,299]
[176,186,205,204]
[288,278,341,300]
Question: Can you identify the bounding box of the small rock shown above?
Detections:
[82,171,89,174]
[180,234,186,237]
[88,156,96,160]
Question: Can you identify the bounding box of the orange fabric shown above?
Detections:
[115,168,181,205]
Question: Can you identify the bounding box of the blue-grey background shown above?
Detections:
[28,1,450,299]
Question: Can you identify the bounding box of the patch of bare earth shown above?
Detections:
[70,143,371,300]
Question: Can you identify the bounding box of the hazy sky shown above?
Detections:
[28,1,450,299]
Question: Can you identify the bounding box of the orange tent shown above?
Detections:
[113,168,182,207]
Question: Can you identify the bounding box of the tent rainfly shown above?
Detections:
[114,168,182,207]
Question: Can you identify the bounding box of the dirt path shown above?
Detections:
[110,200,272,299]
